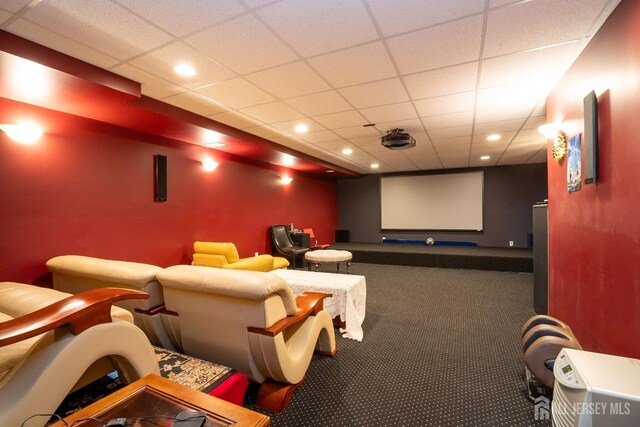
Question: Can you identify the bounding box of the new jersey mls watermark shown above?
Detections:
[535,396,632,421]
[534,396,550,420]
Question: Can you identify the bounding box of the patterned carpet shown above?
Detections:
[243,263,550,427]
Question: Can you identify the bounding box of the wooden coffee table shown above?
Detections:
[50,374,269,427]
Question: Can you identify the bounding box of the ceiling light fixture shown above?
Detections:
[326,169,335,173]
[342,148,353,155]
[294,123,309,133]
[280,176,293,185]
[202,158,219,172]
[282,154,295,166]
[480,155,490,161]
[173,63,196,76]
[371,163,380,169]
[0,123,43,144]
[487,134,501,141]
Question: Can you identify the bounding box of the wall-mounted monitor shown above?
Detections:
[583,91,599,184]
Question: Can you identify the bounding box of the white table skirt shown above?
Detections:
[270,269,366,341]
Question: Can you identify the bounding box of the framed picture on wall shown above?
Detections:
[567,134,582,193]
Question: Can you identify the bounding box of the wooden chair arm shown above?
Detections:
[0,288,149,347]
[248,292,331,337]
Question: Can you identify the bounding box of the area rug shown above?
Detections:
[54,346,236,419]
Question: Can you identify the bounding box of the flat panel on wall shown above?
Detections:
[380,171,483,230]
[154,154,167,202]
[583,90,599,184]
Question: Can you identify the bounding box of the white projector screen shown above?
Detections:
[380,172,484,231]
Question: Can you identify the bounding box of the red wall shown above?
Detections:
[546,0,640,358]
[0,100,337,284]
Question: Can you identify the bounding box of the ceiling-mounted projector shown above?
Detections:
[381,128,416,150]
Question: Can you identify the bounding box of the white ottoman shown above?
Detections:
[305,249,352,273]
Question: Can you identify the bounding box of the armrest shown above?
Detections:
[247,292,331,337]
[226,255,274,271]
[0,288,148,347]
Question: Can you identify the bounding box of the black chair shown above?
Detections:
[270,225,309,269]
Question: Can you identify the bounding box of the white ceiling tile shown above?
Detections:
[271,135,306,148]
[360,102,418,124]
[239,101,304,123]
[246,61,330,99]
[532,101,547,117]
[0,0,30,12]
[523,116,547,130]
[208,110,263,129]
[298,130,341,143]
[404,62,478,100]
[184,14,297,74]
[480,41,582,89]
[423,111,474,130]
[474,105,532,123]
[112,64,187,99]
[477,85,544,111]
[338,78,409,109]
[307,41,397,88]
[490,0,520,8]
[387,15,483,75]
[333,126,381,139]
[270,120,326,135]
[242,125,285,140]
[313,111,367,129]
[375,118,424,135]
[0,8,12,24]
[128,41,236,90]
[22,0,173,60]
[474,119,525,134]
[313,140,351,151]
[196,78,275,109]
[350,135,382,147]
[429,125,472,140]
[286,91,351,116]
[471,131,516,147]
[484,0,613,57]
[432,136,471,148]
[414,91,477,118]
[243,0,279,8]
[367,0,485,37]
[7,18,120,69]
[161,92,227,116]
[257,0,378,57]
[113,0,246,37]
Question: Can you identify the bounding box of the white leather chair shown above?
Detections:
[156,265,336,411]
[0,282,159,427]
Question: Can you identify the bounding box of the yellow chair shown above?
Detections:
[192,241,289,272]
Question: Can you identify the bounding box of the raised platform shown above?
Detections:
[328,242,532,273]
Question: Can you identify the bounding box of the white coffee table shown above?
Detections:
[305,249,352,273]
[270,269,366,341]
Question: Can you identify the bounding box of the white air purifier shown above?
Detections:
[552,348,640,426]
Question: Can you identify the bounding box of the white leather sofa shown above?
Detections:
[46,255,176,349]
[0,282,158,427]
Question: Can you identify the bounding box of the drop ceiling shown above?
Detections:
[0,0,621,174]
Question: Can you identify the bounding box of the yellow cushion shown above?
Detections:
[193,242,240,264]
[192,253,228,268]
[273,257,290,269]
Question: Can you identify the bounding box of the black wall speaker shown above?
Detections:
[335,230,350,243]
[583,91,599,184]
[154,154,167,202]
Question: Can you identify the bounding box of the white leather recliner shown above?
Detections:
[0,282,159,427]
[157,265,336,411]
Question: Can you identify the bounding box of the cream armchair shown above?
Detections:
[0,282,159,427]
[156,265,336,411]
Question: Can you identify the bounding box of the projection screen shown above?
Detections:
[380,171,484,231]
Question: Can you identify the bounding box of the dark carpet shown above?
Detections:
[243,262,550,427]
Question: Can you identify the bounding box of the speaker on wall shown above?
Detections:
[583,91,599,184]
[154,154,167,202]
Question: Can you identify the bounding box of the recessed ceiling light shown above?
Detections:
[173,63,196,76]
[371,163,380,169]
[342,148,353,155]
[487,134,501,141]
[294,123,309,133]
[480,155,490,161]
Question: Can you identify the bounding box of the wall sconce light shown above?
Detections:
[538,123,566,161]
[202,158,219,172]
[280,176,293,185]
[0,123,43,144]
